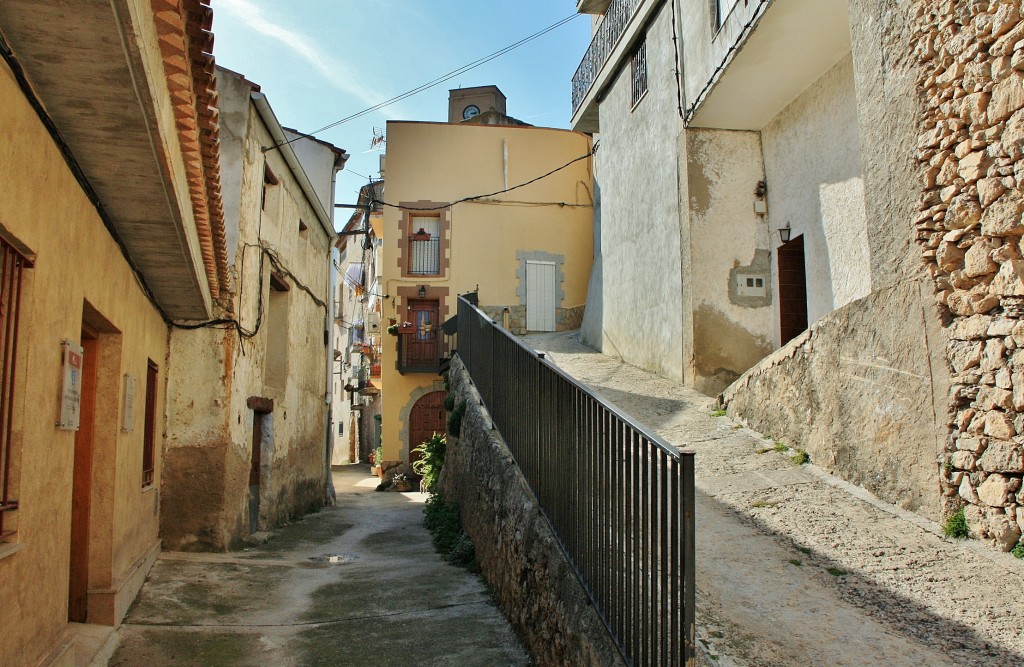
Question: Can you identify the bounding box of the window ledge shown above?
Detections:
[0,541,24,560]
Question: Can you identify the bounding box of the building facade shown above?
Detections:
[378,90,595,469]
[160,68,346,551]
[572,0,1024,551]
[0,0,229,663]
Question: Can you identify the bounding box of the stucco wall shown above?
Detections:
[0,58,168,663]
[585,2,685,381]
[722,279,946,520]
[163,79,331,550]
[685,129,773,393]
[761,54,871,327]
[379,121,594,462]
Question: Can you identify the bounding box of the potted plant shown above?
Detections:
[392,473,414,492]
[397,320,415,334]
[386,324,399,336]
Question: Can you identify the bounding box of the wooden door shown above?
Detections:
[526,261,557,332]
[69,328,98,622]
[249,412,264,534]
[407,300,439,367]
[777,235,808,346]
[409,391,446,465]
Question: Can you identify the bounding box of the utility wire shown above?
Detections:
[265,13,582,152]
[372,143,598,212]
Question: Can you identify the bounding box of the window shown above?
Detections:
[262,162,279,210]
[631,38,648,108]
[264,273,290,389]
[142,360,158,488]
[408,215,441,276]
[0,237,31,538]
[716,0,740,30]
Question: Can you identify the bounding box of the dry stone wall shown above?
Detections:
[440,357,626,667]
[915,0,1024,550]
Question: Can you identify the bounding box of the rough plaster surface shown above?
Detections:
[443,357,626,667]
[113,466,528,666]
[723,280,946,520]
[587,3,685,381]
[527,331,1024,667]
[762,54,871,323]
[686,129,773,393]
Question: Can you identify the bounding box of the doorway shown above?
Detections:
[69,326,98,622]
[408,391,445,465]
[249,411,266,534]
[525,260,556,332]
[777,235,808,346]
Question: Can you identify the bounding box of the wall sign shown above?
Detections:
[122,373,136,433]
[58,339,84,430]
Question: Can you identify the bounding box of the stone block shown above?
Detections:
[988,73,1024,123]
[949,314,994,339]
[978,177,1008,206]
[952,449,978,471]
[991,260,1024,294]
[956,435,987,454]
[989,511,1022,551]
[984,411,1017,439]
[977,385,1014,410]
[965,242,998,276]
[978,473,1020,506]
[980,191,1024,236]
[978,438,1024,471]
[960,474,981,503]
[957,150,990,182]
[949,340,984,371]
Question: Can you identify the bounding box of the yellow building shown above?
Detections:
[379,89,595,468]
[0,1,227,664]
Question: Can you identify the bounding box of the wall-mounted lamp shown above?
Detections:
[779,223,792,244]
[418,285,427,298]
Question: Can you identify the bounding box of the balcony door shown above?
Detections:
[407,300,439,367]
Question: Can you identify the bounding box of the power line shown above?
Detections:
[372,143,598,212]
[265,13,582,152]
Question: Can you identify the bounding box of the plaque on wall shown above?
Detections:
[58,340,84,430]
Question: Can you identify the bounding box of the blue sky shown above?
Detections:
[213,0,591,211]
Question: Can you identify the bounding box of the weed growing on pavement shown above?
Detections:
[752,500,780,509]
[797,545,813,554]
[791,450,810,465]
[826,567,847,577]
[943,508,969,539]
[710,409,727,417]
[758,442,790,455]
[789,559,802,566]
[423,494,476,568]
[1012,544,1024,559]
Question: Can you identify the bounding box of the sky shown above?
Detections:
[212,1,592,216]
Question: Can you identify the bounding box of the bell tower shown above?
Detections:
[448,85,507,123]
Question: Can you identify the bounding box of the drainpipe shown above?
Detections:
[323,154,347,505]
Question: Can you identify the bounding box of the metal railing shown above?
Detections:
[572,0,641,115]
[397,330,449,375]
[408,238,440,276]
[456,296,695,666]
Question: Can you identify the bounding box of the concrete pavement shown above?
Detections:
[110,466,528,667]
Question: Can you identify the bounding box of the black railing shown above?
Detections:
[408,238,440,276]
[456,296,695,667]
[572,0,641,115]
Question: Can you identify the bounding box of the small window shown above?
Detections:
[262,163,279,210]
[631,38,648,108]
[408,215,441,276]
[142,361,158,488]
[0,237,31,538]
[716,0,741,30]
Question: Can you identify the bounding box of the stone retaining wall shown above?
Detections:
[440,356,625,667]
[913,0,1024,550]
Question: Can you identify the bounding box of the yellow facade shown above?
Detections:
[0,60,170,665]
[380,121,594,463]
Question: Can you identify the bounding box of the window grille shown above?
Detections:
[0,238,31,538]
[631,37,648,108]
[142,361,158,488]
[408,216,441,276]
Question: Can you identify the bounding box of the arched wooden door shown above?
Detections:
[409,391,446,464]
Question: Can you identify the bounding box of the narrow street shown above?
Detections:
[109,467,528,667]
[526,332,1024,667]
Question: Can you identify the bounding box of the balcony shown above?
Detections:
[408,237,440,276]
[571,0,640,125]
[396,329,450,375]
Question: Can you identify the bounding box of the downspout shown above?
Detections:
[323,153,347,505]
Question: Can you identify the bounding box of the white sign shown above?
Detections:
[122,374,136,432]
[58,340,84,430]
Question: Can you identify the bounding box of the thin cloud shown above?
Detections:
[217,0,409,119]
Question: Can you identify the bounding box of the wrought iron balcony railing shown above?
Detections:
[571,0,641,115]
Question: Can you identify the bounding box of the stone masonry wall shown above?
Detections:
[440,356,625,667]
[914,0,1024,550]
[480,304,586,335]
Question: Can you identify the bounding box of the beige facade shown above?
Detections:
[380,118,594,464]
[161,69,345,551]
[0,1,227,663]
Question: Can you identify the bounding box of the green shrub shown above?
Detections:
[943,508,969,539]
[710,409,727,417]
[370,445,383,466]
[1011,543,1024,559]
[411,432,446,493]
[447,399,467,436]
[423,494,475,567]
[791,450,810,465]
[444,393,456,412]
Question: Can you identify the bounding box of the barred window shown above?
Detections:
[408,215,441,276]
[631,38,648,108]
[0,237,32,538]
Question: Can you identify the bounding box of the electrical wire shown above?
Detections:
[265,13,582,151]
[372,143,598,212]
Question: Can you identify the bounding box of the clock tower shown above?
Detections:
[448,85,507,124]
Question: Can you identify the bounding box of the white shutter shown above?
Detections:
[525,261,557,332]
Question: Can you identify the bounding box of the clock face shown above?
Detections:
[463,105,480,119]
